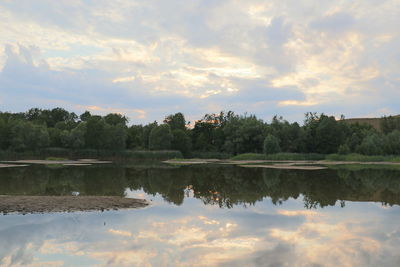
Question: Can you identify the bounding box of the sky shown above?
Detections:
[0,0,399,124]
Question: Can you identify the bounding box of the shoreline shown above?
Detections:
[164,158,400,170]
[164,158,400,165]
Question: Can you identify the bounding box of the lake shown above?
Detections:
[1,163,400,266]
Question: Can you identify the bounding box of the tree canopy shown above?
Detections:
[0,108,399,157]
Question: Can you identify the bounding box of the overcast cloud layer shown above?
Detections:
[0,0,399,123]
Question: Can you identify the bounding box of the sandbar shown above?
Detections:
[0,195,149,214]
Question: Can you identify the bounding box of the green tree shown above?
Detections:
[84,116,105,149]
[149,124,173,150]
[104,113,128,126]
[172,129,192,156]
[303,113,347,154]
[346,123,376,152]
[223,115,265,154]
[268,116,303,152]
[338,144,350,155]
[381,116,400,134]
[60,123,86,149]
[127,125,144,149]
[357,133,384,155]
[384,130,400,155]
[102,123,127,150]
[164,112,186,131]
[192,121,217,151]
[10,121,49,151]
[80,111,91,122]
[263,134,281,154]
[142,121,158,149]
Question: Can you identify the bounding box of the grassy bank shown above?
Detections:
[0,148,183,161]
[189,151,232,159]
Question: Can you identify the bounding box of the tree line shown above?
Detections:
[0,107,400,156]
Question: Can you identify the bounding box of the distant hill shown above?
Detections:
[344,115,400,131]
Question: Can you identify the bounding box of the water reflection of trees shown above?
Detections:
[1,164,400,208]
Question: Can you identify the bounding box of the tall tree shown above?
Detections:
[164,112,186,131]
[149,124,173,150]
[171,129,192,156]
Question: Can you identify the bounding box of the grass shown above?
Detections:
[230,153,267,160]
[189,151,232,159]
[45,157,68,161]
[41,148,183,161]
[0,148,183,161]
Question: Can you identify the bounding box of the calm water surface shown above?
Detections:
[1,163,400,266]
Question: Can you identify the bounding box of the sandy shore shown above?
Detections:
[0,196,149,214]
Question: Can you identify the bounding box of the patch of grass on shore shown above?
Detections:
[45,157,68,161]
[167,158,205,162]
[230,153,267,160]
[0,148,183,161]
[189,151,232,159]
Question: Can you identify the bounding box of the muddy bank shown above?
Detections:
[0,196,149,214]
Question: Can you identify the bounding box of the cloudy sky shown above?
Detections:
[0,0,399,124]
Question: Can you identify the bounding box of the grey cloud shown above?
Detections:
[310,12,355,33]
[220,243,301,267]
[266,17,292,47]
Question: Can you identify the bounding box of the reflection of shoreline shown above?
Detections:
[0,195,148,214]
[1,164,400,209]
